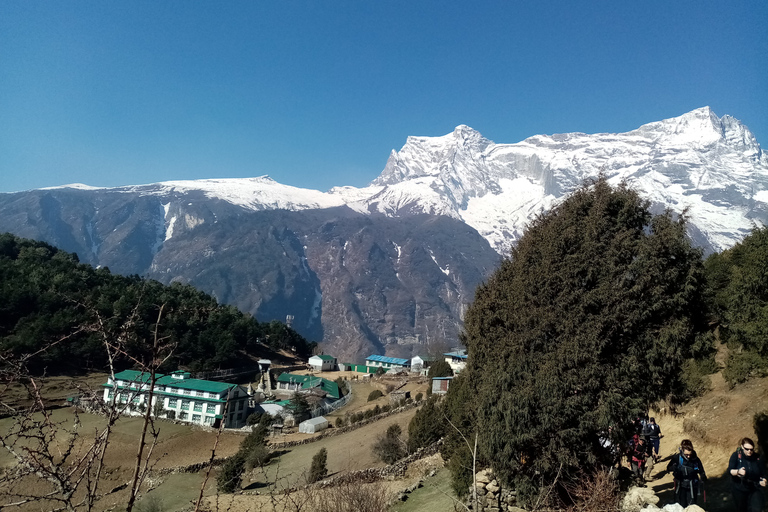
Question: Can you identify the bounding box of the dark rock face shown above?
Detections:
[0,189,499,362]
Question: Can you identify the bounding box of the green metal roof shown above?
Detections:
[107,369,236,394]
[313,354,336,361]
[276,373,340,399]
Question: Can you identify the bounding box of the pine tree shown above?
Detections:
[308,447,328,483]
[705,227,768,384]
[454,177,708,504]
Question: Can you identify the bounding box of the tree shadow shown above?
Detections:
[242,480,271,491]
[649,466,735,512]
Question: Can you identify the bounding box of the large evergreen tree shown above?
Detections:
[705,227,768,384]
[454,177,708,503]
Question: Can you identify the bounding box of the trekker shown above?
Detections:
[645,417,663,462]
[667,439,707,507]
[628,434,649,486]
[728,437,767,512]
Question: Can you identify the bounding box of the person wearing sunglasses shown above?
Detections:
[728,437,767,512]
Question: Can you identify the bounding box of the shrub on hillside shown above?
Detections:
[217,452,246,493]
[408,396,444,452]
[367,389,383,401]
[308,447,328,483]
[372,424,406,464]
[724,349,768,387]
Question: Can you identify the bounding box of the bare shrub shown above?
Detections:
[564,468,621,512]
[311,481,389,512]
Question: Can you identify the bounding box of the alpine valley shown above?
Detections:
[2,107,766,362]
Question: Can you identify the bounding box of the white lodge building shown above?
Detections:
[103,370,250,428]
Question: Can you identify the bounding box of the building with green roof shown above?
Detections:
[275,373,341,400]
[308,354,337,371]
[102,369,250,428]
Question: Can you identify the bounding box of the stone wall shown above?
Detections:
[468,469,519,511]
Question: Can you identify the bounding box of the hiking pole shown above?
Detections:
[700,479,706,504]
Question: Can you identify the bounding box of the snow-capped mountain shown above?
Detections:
[52,107,763,256]
[342,107,767,255]
[2,107,765,361]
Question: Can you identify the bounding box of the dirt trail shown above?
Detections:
[643,359,768,512]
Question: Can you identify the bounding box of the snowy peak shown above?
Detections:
[359,107,768,255]
[631,106,758,149]
[122,175,346,211]
[18,108,767,258]
[372,125,492,186]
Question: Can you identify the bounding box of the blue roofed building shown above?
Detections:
[365,354,411,372]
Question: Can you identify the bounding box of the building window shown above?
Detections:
[233,390,239,398]
[196,391,204,397]
[204,416,214,425]
[193,402,203,412]
[107,391,114,399]
[236,413,242,421]
[206,404,216,414]
[183,389,191,395]
[181,400,190,411]
[168,398,177,408]
[192,414,201,423]
[179,412,187,420]
[238,401,244,411]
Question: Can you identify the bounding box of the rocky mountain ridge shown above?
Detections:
[1,107,765,361]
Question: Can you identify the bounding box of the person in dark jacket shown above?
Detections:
[728,437,767,512]
[667,439,707,507]
[646,417,663,462]
[628,434,651,486]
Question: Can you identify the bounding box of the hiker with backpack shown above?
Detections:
[728,437,766,512]
[628,434,651,486]
[644,417,663,462]
[667,439,707,507]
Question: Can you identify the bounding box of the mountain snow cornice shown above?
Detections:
[45,107,768,256]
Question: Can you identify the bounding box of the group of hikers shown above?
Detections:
[617,417,767,512]
[626,418,768,512]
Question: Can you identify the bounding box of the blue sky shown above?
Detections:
[1,1,766,193]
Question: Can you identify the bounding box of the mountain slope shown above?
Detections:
[0,107,765,360]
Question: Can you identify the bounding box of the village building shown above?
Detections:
[102,370,250,428]
[308,354,337,371]
[431,376,453,395]
[444,350,468,374]
[365,354,411,372]
[275,373,341,401]
[410,355,436,375]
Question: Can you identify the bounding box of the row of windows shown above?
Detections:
[113,381,225,399]
[167,398,217,413]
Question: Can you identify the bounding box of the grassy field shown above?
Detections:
[1,372,438,511]
[390,467,459,512]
